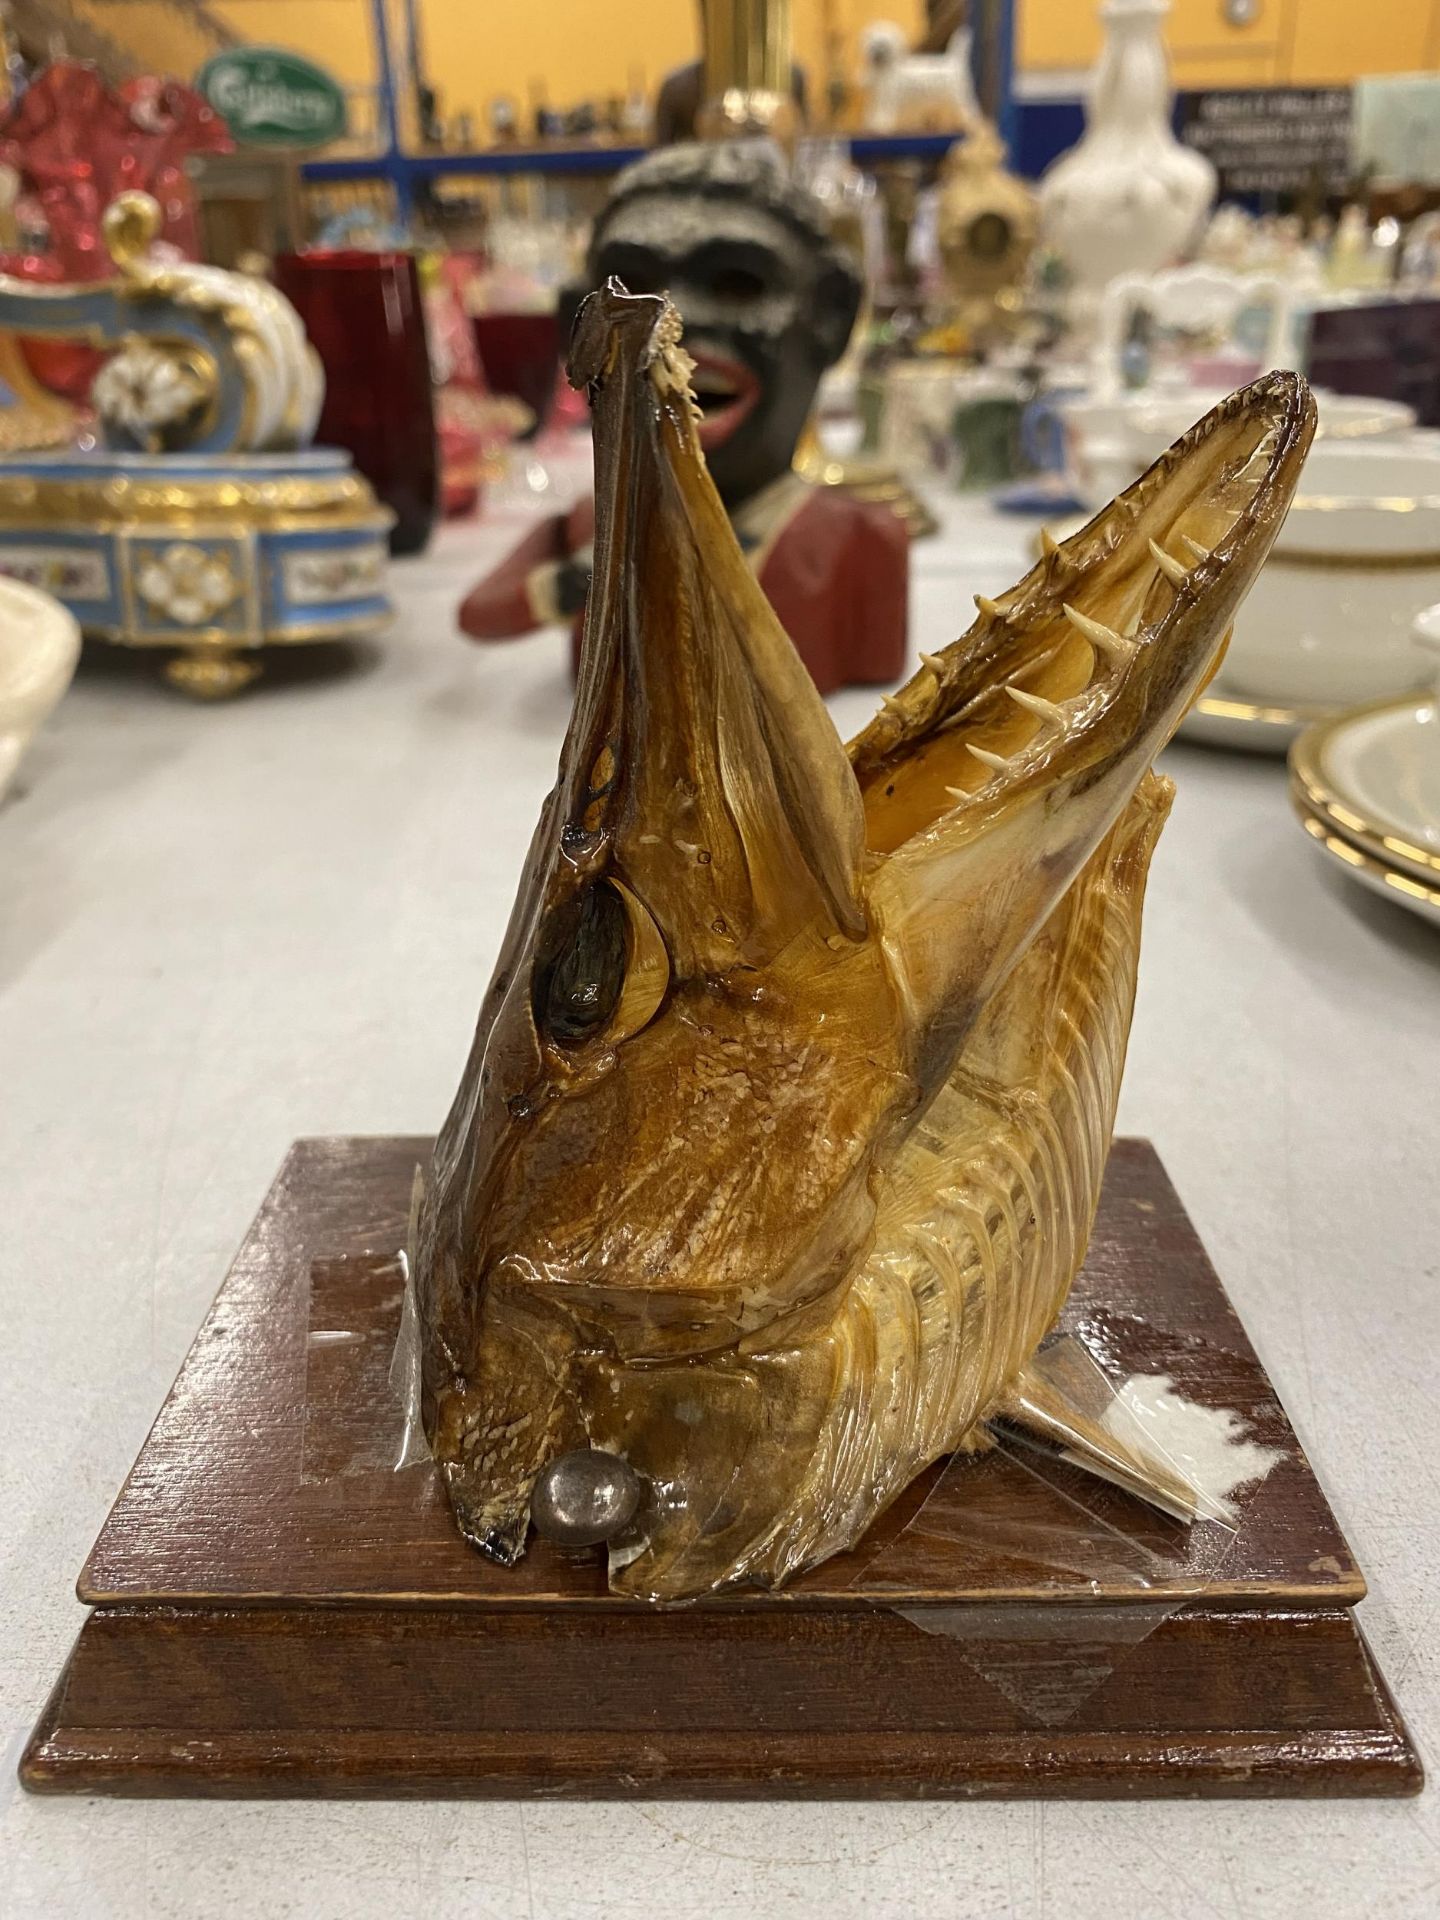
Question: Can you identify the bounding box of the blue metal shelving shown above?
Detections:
[308,0,1015,207]
[301,131,966,196]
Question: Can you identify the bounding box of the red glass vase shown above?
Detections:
[470,310,561,440]
[274,250,439,557]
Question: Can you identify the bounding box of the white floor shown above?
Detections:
[2,476,1437,1919]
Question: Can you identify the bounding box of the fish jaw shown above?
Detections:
[428,1278,586,1564]
[857,370,1316,1086]
[566,277,869,967]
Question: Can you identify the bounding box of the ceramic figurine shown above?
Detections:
[0,191,393,696]
[460,144,909,696]
[621,67,651,139]
[0,575,79,799]
[860,21,978,133]
[415,280,1314,1602]
[1037,0,1215,337]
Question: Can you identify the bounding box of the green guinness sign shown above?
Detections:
[197,47,347,149]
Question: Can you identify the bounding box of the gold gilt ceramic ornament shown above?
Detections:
[0,191,393,697]
[413,282,1314,1604]
[931,118,1039,354]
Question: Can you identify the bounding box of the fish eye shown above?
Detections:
[535,884,627,1047]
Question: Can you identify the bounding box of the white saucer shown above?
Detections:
[1179,689,1328,754]
[1292,795,1440,928]
[1289,694,1440,884]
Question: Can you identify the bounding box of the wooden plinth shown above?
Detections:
[21,1137,1421,1799]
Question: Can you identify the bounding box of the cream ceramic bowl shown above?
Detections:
[1062,387,1416,513]
[0,576,81,799]
[1219,440,1440,710]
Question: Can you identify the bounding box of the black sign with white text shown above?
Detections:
[1177,87,1352,200]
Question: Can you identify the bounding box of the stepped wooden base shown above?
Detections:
[22,1137,1421,1799]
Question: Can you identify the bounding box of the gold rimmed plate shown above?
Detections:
[1290,792,1440,929]
[1180,688,1331,753]
[1290,693,1440,884]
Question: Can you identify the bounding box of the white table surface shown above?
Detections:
[2,469,1437,1919]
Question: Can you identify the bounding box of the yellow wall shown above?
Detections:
[1018,0,1440,90]
[68,0,1440,125]
[75,0,225,81]
[203,0,925,127]
[208,0,386,90]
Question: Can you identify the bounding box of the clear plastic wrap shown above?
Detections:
[280,1142,1303,1731]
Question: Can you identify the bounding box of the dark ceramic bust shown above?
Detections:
[460,143,909,695]
[587,143,861,510]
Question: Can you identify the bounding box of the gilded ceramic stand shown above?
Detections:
[0,192,392,696]
[0,449,392,696]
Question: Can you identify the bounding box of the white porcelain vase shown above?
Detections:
[0,577,81,800]
[1038,0,1216,335]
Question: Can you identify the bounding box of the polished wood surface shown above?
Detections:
[22,1136,1421,1798]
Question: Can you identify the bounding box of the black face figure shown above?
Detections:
[588,173,861,509]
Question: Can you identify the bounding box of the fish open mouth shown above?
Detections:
[849,369,1315,855]
[687,347,762,450]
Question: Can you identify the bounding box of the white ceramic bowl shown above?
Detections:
[0,576,81,799]
[1221,441,1440,710]
[1139,388,1413,452]
[1062,386,1416,513]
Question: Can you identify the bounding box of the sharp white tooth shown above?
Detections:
[919,651,946,676]
[1062,602,1132,662]
[1006,684,1064,724]
[974,593,1002,620]
[967,743,1011,773]
[1040,528,1062,558]
[944,785,968,802]
[1180,534,1210,563]
[1123,610,1142,638]
[1149,538,1189,587]
[881,692,905,713]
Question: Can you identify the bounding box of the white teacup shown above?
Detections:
[1215,439,1440,711]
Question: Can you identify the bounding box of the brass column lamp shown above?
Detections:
[697,0,800,146]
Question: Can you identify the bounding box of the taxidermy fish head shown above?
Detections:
[415,281,1313,1601]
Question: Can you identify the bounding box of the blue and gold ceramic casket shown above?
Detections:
[0,191,393,695]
